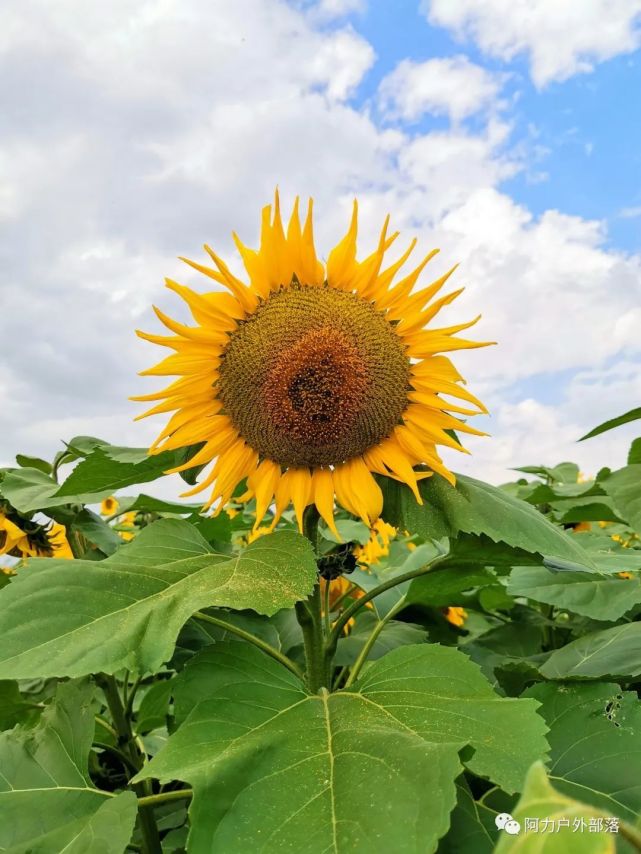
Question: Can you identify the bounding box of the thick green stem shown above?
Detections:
[295,506,331,691]
[296,586,329,692]
[327,554,449,659]
[96,675,161,854]
[344,597,407,688]
[193,611,304,680]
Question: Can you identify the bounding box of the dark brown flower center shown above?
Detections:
[217,283,411,467]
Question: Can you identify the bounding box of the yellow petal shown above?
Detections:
[326,200,358,289]
[289,467,313,532]
[312,468,340,539]
[333,456,382,525]
[365,438,422,504]
[249,459,282,528]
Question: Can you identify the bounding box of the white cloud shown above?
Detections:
[424,0,641,87]
[1,0,640,490]
[451,362,641,484]
[435,189,641,386]
[309,0,365,20]
[378,55,503,123]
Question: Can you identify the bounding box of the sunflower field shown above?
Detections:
[1,199,641,854]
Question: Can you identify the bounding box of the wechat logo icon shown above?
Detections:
[495,813,521,835]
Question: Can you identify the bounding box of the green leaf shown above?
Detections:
[135,643,548,853]
[70,508,123,555]
[579,406,641,441]
[439,779,498,854]
[136,678,174,734]
[548,497,623,524]
[540,622,641,679]
[462,622,543,690]
[174,608,303,669]
[115,494,203,516]
[0,680,137,853]
[507,567,641,621]
[333,612,427,665]
[0,467,104,513]
[524,682,641,823]
[446,533,542,568]
[628,438,641,465]
[382,474,596,570]
[601,465,641,534]
[65,435,110,456]
[495,762,620,853]
[0,681,39,730]
[15,454,52,475]
[513,462,580,483]
[0,520,317,679]
[191,512,232,544]
[55,446,182,498]
[407,565,495,607]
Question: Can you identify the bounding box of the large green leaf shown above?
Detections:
[136,642,548,853]
[0,520,317,679]
[507,566,641,621]
[524,682,641,823]
[0,680,137,853]
[579,407,641,441]
[55,446,182,498]
[540,622,641,679]
[382,475,596,570]
[0,467,109,513]
[601,465,641,534]
[495,762,619,853]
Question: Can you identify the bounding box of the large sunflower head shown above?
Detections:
[134,193,491,535]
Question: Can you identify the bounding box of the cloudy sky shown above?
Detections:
[2,0,641,488]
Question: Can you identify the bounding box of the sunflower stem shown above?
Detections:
[96,674,162,854]
[296,506,330,691]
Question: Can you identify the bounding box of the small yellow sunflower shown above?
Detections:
[135,193,490,533]
[101,496,120,516]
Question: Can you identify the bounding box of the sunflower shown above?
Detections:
[135,193,490,533]
[18,521,74,560]
[101,496,119,516]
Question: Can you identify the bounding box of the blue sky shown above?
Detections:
[345,0,641,251]
[1,0,640,490]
